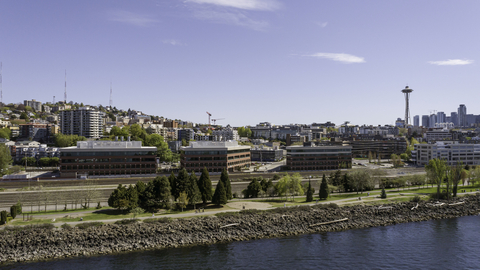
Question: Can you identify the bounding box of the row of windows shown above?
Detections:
[61,158,155,163]
[62,163,155,170]
[288,149,351,153]
[61,151,156,157]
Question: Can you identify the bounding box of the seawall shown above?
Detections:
[1,195,479,264]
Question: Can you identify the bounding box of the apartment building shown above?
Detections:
[59,107,103,138]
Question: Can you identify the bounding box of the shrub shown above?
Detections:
[143,217,172,224]
[61,223,72,230]
[312,203,339,210]
[429,192,449,200]
[4,223,55,231]
[114,219,140,225]
[10,205,17,219]
[240,209,261,215]
[75,222,104,229]
[215,212,239,217]
[410,195,422,202]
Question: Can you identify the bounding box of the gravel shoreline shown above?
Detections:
[1,195,479,264]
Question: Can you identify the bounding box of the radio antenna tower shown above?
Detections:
[64,69,67,103]
[109,81,113,108]
[53,96,55,104]
[401,85,413,126]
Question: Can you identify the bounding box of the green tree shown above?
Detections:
[220,169,232,200]
[20,112,29,121]
[197,167,213,204]
[142,176,172,212]
[212,180,227,206]
[188,171,201,209]
[10,205,17,219]
[0,128,11,139]
[130,207,144,219]
[54,134,86,147]
[177,192,189,211]
[426,158,448,200]
[246,178,262,198]
[275,174,290,201]
[289,173,304,201]
[168,172,176,199]
[448,162,463,199]
[0,144,13,175]
[108,184,126,210]
[0,210,7,225]
[125,184,139,210]
[306,180,313,202]
[174,168,189,200]
[319,174,329,200]
[380,188,387,199]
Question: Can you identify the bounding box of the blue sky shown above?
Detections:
[1,0,479,127]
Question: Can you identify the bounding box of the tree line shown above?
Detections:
[108,167,232,213]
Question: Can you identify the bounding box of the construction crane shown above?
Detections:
[206,111,212,128]
[211,118,225,125]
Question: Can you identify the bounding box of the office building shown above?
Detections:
[413,115,419,127]
[60,140,157,177]
[181,141,251,173]
[286,144,352,171]
[458,104,467,127]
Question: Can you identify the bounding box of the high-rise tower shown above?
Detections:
[401,86,413,126]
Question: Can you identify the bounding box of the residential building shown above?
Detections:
[59,107,103,138]
[18,123,51,143]
[24,99,42,111]
[59,140,157,177]
[212,125,239,141]
[286,144,352,171]
[177,128,195,142]
[413,142,480,166]
[181,141,251,173]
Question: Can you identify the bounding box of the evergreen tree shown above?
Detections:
[212,180,227,206]
[319,174,329,200]
[220,168,232,200]
[168,172,176,199]
[125,185,139,210]
[0,210,7,225]
[198,167,213,204]
[174,168,189,200]
[10,205,17,219]
[342,173,351,192]
[143,176,171,212]
[108,184,128,210]
[187,171,201,209]
[306,180,313,202]
[246,178,262,198]
[380,187,387,199]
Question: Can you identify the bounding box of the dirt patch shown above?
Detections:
[227,201,272,210]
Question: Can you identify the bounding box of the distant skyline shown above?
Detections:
[2,1,480,127]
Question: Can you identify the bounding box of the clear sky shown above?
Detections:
[1,0,479,127]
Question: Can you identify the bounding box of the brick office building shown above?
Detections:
[60,140,157,177]
[181,141,251,173]
[286,144,352,171]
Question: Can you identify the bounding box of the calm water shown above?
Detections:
[4,215,480,270]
